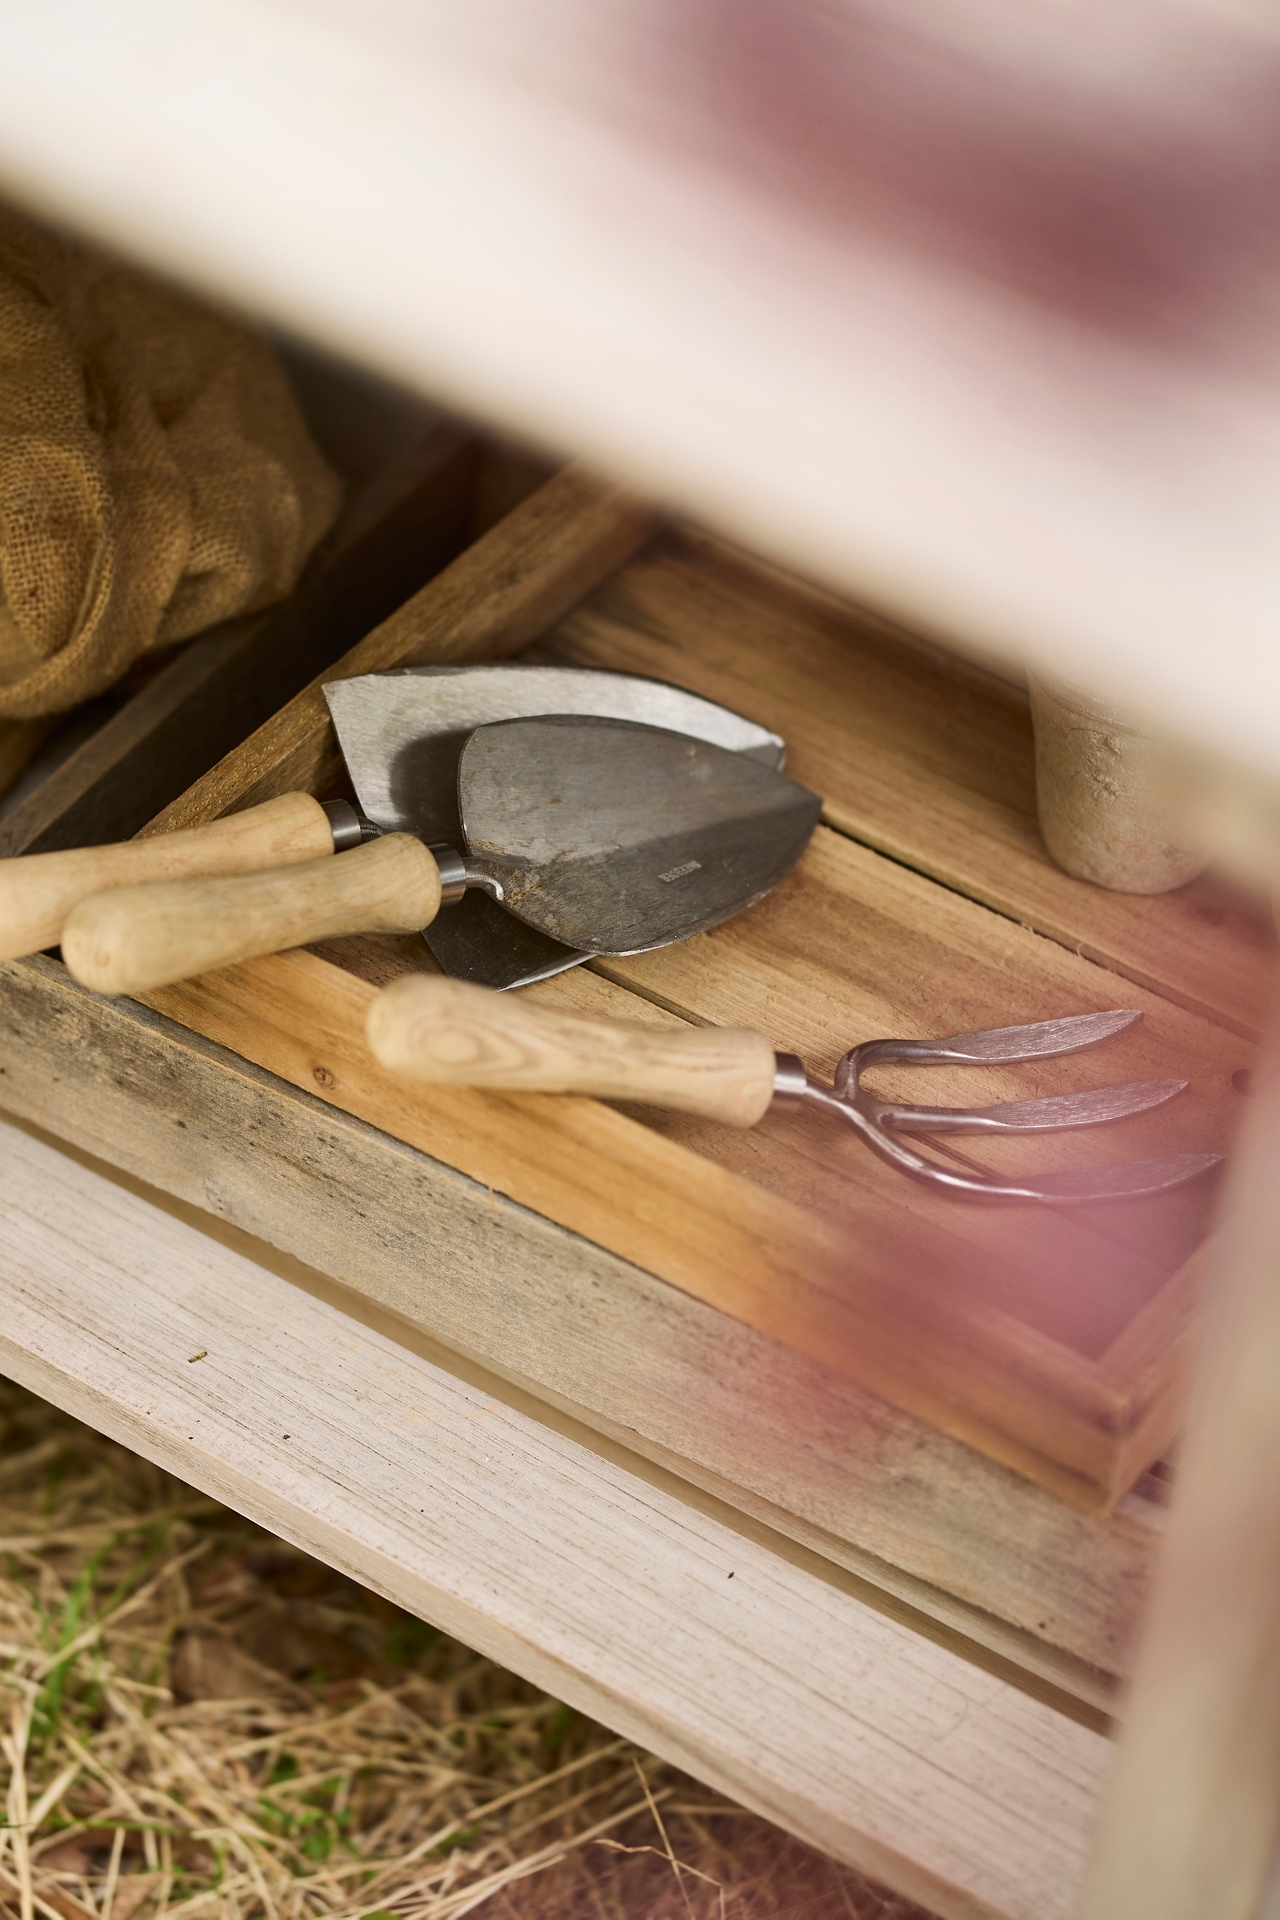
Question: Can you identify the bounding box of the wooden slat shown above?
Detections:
[0,955,1162,1689]
[0,1110,1109,1920]
[541,532,1276,1039]
[143,464,659,836]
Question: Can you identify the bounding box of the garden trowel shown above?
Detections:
[61,715,821,997]
[324,663,786,988]
[0,664,783,974]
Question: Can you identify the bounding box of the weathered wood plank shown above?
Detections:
[0,953,1158,1688]
[0,1109,1109,1920]
[542,532,1276,1039]
[143,465,659,835]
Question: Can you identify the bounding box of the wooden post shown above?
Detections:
[1076,995,1280,1918]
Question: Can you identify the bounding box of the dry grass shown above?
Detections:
[0,1378,933,1920]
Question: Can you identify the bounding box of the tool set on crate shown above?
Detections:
[0,663,1221,1204]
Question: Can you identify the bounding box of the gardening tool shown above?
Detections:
[324,662,786,989]
[365,978,1223,1204]
[0,664,783,975]
[60,716,822,997]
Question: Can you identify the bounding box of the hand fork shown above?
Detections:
[366,981,1222,1204]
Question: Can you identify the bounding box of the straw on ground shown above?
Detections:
[0,1378,925,1920]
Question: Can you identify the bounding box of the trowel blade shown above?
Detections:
[460,715,821,955]
[323,663,787,988]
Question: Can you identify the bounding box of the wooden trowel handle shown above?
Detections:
[0,791,335,961]
[61,835,442,996]
[366,974,778,1127]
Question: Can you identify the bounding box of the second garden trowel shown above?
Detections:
[61,716,821,997]
[324,663,786,989]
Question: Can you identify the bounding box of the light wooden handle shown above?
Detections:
[61,835,443,996]
[0,791,335,962]
[366,974,778,1127]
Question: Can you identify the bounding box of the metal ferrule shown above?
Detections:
[771,1052,810,1104]
[428,844,471,906]
[322,799,369,852]
[426,845,507,905]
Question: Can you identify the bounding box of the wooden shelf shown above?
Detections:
[0,1109,1107,1920]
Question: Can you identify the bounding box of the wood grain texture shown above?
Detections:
[540,532,1276,1039]
[63,836,441,997]
[0,1110,1109,1920]
[0,955,1160,1690]
[367,973,779,1126]
[0,792,334,961]
[0,423,478,858]
[143,465,658,837]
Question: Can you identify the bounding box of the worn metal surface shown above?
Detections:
[326,661,785,987]
[456,714,821,955]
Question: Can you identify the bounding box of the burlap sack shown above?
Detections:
[0,206,342,719]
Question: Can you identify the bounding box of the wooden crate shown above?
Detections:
[0,466,1268,1698]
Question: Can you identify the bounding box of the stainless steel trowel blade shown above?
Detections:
[460,716,821,955]
[323,663,786,988]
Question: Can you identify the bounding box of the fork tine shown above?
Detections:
[1011,1152,1223,1203]
[923,1008,1145,1064]
[826,1086,1224,1202]
[835,1010,1148,1086]
[883,1078,1187,1135]
[831,1008,1217,1202]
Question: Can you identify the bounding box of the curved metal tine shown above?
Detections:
[904,1008,1146,1066]
[811,1087,1223,1202]
[1009,1152,1223,1203]
[882,1078,1188,1136]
